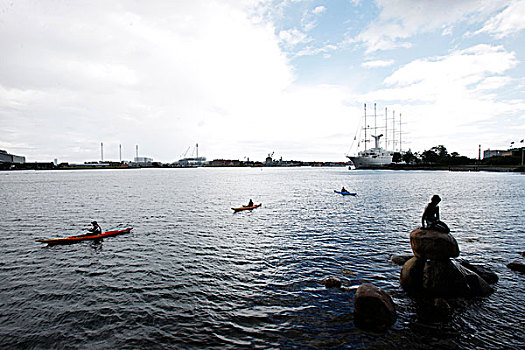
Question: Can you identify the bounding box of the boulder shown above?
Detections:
[390,254,414,266]
[416,297,452,322]
[400,257,425,295]
[410,228,460,260]
[401,258,493,298]
[507,261,525,273]
[422,259,471,297]
[322,277,342,288]
[458,259,498,284]
[455,262,494,297]
[354,283,397,332]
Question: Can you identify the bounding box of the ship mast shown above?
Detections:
[385,107,388,150]
[392,110,396,152]
[374,103,377,137]
[399,113,402,152]
[364,103,367,150]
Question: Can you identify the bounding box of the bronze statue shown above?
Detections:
[422,195,450,233]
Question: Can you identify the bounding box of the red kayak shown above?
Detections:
[36,227,133,245]
[231,203,262,212]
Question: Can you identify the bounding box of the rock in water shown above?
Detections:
[354,283,396,332]
[416,297,452,322]
[322,277,342,288]
[455,261,494,297]
[458,259,499,284]
[507,261,525,273]
[390,254,414,266]
[410,228,460,260]
[422,259,471,297]
[400,257,425,295]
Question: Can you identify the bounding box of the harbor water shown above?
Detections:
[1,167,524,349]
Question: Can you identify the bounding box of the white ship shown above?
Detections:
[348,134,393,168]
[346,103,402,169]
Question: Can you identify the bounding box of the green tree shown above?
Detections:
[402,149,418,164]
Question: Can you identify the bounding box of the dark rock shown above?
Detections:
[400,257,425,295]
[390,254,413,266]
[410,228,460,260]
[455,262,494,296]
[416,297,452,322]
[422,259,471,297]
[322,277,342,288]
[507,261,525,273]
[354,283,397,332]
[458,259,498,284]
[401,258,494,298]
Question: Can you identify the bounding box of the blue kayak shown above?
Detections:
[334,190,357,196]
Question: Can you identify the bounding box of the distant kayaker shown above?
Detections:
[87,221,102,236]
[421,195,450,233]
[247,199,254,207]
[341,187,347,193]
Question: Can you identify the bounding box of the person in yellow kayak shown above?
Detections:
[87,221,102,236]
[247,199,254,207]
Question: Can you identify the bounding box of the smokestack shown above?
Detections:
[196,143,199,159]
[101,142,104,162]
[136,145,139,159]
[479,145,481,160]
[119,144,122,162]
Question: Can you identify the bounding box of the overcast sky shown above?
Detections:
[1,0,524,163]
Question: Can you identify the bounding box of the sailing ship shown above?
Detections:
[346,103,403,169]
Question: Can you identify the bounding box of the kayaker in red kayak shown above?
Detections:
[87,221,102,236]
[247,199,254,207]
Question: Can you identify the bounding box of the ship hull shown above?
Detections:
[348,155,393,169]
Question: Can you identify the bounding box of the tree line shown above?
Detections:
[394,145,523,166]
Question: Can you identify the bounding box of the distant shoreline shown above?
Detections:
[360,164,525,172]
[1,163,524,172]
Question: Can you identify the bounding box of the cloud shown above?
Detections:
[362,59,395,68]
[0,0,298,162]
[295,44,337,57]
[353,0,509,53]
[358,44,522,156]
[279,28,310,47]
[312,6,326,14]
[475,0,525,38]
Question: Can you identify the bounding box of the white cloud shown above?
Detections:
[362,59,395,68]
[0,0,299,162]
[354,0,509,53]
[312,6,326,14]
[475,0,525,38]
[295,44,337,57]
[358,44,523,156]
[279,28,310,47]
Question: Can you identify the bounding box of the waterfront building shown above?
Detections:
[483,149,514,158]
[134,156,153,164]
[0,150,26,164]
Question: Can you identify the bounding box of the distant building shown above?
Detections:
[483,149,512,159]
[177,157,206,166]
[0,150,26,164]
[210,159,240,166]
[134,156,153,164]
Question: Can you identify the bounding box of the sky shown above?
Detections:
[0,0,524,163]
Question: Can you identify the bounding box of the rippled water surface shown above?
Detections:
[1,168,524,349]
